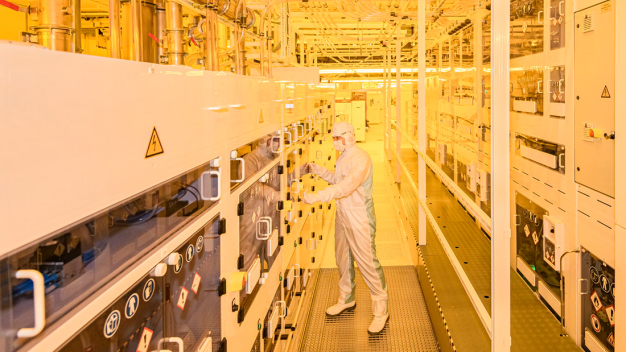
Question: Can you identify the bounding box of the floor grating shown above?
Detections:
[297,266,440,352]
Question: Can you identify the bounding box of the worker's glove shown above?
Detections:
[300,163,311,176]
[303,192,322,204]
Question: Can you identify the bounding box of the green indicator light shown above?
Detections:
[531,265,536,271]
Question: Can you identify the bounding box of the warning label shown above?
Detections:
[136,327,154,352]
[191,272,202,294]
[605,305,615,326]
[601,86,611,98]
[145,127,164,158]
[177,287,189,310]
[590,290,603,312]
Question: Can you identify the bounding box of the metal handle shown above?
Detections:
[558,79,565,93]
[537,80,543,94]
[297,124,304,139]
[579,278,589,295]
[256,217,272,240]
[291,180,300,193]
[276,300,287,318]
[538,10,544,24]
[316,150,323,159]
[559,249,580,336]
[293,264,301,277]
[15,270,46,338]
[558,154,565,168]
[200,170,221,201]
[305,238,317,250]
[159,337,184,352]
[270,136,281,154]
[284,131,292,147]
[231,158,245,183]
[558,1,564,16]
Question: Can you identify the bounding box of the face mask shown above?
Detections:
[334,140,346,152]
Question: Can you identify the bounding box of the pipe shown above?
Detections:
[109,0,121,58]
[156,0,166,62]
[559,249,580,337]
[130,0,142,60]
[73,0,81,52]
[165,0,184,65]
[31,0,74,51]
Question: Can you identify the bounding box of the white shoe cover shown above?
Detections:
[368,314,389,335]
[325,301,356,316]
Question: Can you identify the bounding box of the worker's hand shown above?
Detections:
[303,192,322,204]
[300,163,311,176]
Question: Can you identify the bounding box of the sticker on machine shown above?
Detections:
[196,236,204,253]
[191,272,202,294]
[145,127,164,158]
[143,279,156,302]
[125,293,140,319]
[591,314,601,333]
[590,290,603,312]
[605,305,615,326]
[136,327,154,352]
[611,283,615,298]
[532,231,540,245]
[607,332,615,348]
[174,254,183,274]
[601,86,611,98]
[589,267,601,285]
[600,274,611,294]
[186,244,195,262]
[103,310,121,338]
[177,287,189,310]
[524,224,530,237]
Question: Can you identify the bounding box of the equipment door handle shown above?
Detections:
[231,158,245,183]
[256,217,273,240]
[158,337,184,352]
[201,170,221,201]
[284,130,292,147]
[15,270,46,338]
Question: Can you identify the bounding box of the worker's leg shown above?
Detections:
[344,206,388,316]
[326,210,357,316]
[334,209,356,305]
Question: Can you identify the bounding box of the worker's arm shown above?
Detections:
[307,163,337,184]
[307,153,370,203]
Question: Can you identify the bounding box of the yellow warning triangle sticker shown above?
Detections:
[145,127,164,158]
[259,110,265,124]
[601,86,611,98]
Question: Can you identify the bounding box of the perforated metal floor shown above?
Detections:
[398,148,581,352]
[297,266,439,352]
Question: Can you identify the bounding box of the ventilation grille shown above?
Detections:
[583,13,595,33]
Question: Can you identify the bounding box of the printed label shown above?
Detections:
[191,273,202,294]
[177,287,189,310]
[136,327,154,352]
[590,290,603,312]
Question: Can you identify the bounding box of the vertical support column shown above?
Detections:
[130,0,142,61]
[473,13,483,207]
[387,49,392,161]
[418,0,426,245]
[383,51,389,161]
[109,0,121,58]
[491,0,511,351]
[395,36,402,183]
[615,0,626,349]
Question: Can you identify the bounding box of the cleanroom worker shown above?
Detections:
[302,121,389,335]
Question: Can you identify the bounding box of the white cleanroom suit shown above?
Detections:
[303,122,389,334]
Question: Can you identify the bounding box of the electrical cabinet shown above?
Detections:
[352,100,366,142]
[574,1,616,197]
